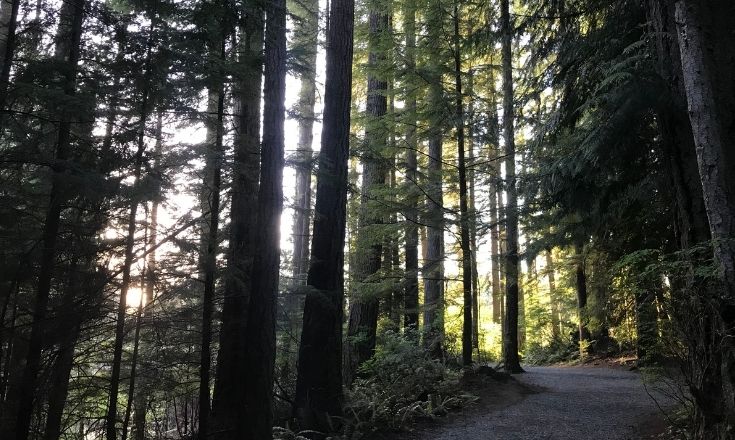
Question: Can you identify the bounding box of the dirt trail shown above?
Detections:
[404,366,673,440]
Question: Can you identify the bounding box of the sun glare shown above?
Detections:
[125,287,146,310]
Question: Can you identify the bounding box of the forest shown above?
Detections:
[0,0,733,438]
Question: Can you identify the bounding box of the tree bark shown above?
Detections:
[574,243,590,351]
[197,28,226,440]
[106,17,157,439]
[545,250,560,340]
[499,188,506,347]
[402,0,419,332]
[43,259,83,440]
[294,0,354,428]
[344,3,389,384]
[0,0,19,112]
[488,70,502,326]
[467,71,480,353]
[208,3,263,438]
[281,0,320,375]
[9,1,86,438]
[291,0,319,283]
[646,1,729,435]
[452,3,472,367]
[235,0,287,435]
[675,0,735,431]
[121,273,146,440]
[423,0,445,357]
[675,1,735,290]
[133,108,163,440]
[500,0,522,373]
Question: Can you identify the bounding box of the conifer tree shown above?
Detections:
[423,0,446,357]
[294,0,355,427]
[237,0,288,433]
[8,1,88,438]
[452,0,473,367]
[105,12,163,438]
[197,2,228,435]
[291,0,319,283]
[402,0,420,332]
[0,0,19,111]
[209,1,263,436]
[344,0,390,385]
[500,0,522,373]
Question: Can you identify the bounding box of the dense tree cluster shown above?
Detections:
[0,0,733,438]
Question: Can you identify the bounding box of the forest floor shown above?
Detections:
[377,365,676,440]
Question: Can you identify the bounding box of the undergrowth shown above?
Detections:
[274,330,478,440]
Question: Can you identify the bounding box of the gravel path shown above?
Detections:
[428,366,671,440]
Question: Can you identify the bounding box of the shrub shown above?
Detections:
[274,331,477,439]
[343,330,474,435]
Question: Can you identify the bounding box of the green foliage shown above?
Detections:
[274,331,477,439]
[525,339,578,365]
[344,330,473,434]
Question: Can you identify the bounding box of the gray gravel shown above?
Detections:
[428,366,671,440]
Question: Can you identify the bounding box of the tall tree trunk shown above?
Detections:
[100,26,127,168]
[208,4,263,438]
[0,0,19,113]
[545,250,560,340]
[291,0,319,283]
[402,0,419,332]
[646,1,726,435]
[500,0,522,373]
[498,188,506,344]
[43,260,82,440]
[467,72,480,353]
[386,161,401,329]
[675,0,735,295]
[0,0,17,107]
[518,263,526,351]
[452,3,472,367]
[0,273,20,407]
[133,108,163,440]
[384,88,401,329]
[488,71,502,326]
[294,0,354,428]
[675,0,735,431]
[122,272,145,440]
[282,0,319,374]
[106,17,157,440]
[0,298,23,437]
[574,243,589,351]
[634,285,658,364]
[344,3,389,384]
[8,1,86,438]
[237,0,287,435]
[423,0,444,357]
[198,30,226,440]
[40,80,103,440]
